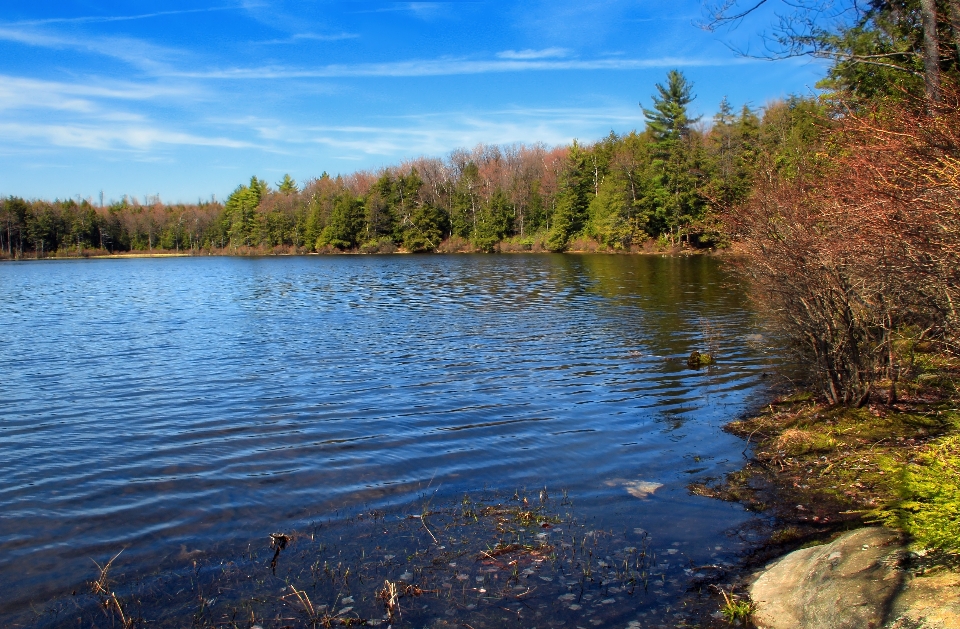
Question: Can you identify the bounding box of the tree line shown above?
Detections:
[0,72,824,258]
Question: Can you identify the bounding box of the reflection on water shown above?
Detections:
[0,254,773,624]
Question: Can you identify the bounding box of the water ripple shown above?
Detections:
[0,254,775,618]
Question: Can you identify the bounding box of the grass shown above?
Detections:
[90,550,136,628]
[719,589,753,625]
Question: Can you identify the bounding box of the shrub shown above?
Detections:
[727,85,960,405]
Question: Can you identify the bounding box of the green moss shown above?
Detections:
[779,391,815,404]
[774,429,838,456]
[769,527,804,544]
[878,436,960,551]
[687,350,715,368]
[722,352,960,558]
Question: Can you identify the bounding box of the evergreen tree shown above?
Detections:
[705,100,760,209]
[642,70,700,141]
[640,72,706,242]
[363,174,398,246]
[588,173,634,249]
[319,193,365,249]
[403,203,448,252]
[277,174,298,194]
[450,162,481,239]
[547,142,591,251]
[224,176,267,247]
[472,188,514,252]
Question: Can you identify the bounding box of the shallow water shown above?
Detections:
[0,254,774,626]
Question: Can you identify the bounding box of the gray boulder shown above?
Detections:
[750,527,904,629]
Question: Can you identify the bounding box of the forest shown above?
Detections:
[0,78,809,258]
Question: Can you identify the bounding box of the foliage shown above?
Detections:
[726,84,960,405]
[701,0,960,103]
[318,193,365,250]
[225,176,268,247]
[547,142,591,251]
[720,375,960,550]
[277,174,298,194]
[719,589,753,624]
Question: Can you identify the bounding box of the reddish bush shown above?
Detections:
[728,86,960,405]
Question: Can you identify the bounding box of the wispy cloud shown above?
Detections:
[11,7,240,26]
[258,32,359,44]
[208,106,646,159]
[0,122,255,152]
[496,48,570,60]
[353,2,450,17]
[0,25,183,73]
[0,21,731,80]
[172,55,753,80]
[0,75,194,112]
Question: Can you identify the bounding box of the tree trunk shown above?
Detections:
[920,0,942,103]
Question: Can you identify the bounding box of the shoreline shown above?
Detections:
[692,355,960,626]
[0,247,727,261]
[0,239,740,262]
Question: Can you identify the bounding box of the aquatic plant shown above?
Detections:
[719,588,753,624]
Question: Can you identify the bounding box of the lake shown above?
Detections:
[0,254,774,627]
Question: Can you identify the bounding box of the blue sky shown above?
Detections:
[0,1,826,203]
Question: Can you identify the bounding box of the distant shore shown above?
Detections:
[1,241,730,261]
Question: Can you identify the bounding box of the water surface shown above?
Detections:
[0,254,773,624]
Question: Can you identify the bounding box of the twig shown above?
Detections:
[421,516,441,546]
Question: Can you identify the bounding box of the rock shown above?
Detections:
[750,527,960,628]
[687,350,715,368]
[750,527,904,629]
[886,569,960,628]
[602,478,663,499]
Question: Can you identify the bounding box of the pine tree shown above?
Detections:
[319,193,364,249]
[546,142,591,252]
[642,70,700,141]
[224,176,267,247]
[277,174,298,194]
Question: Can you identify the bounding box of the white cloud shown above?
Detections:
[0,25,183,73]
[0,75,195,112]
[496,48,570,60]
[207,106,646,159]
[0,122,255,152]
[258,32,359,44]
[12,7,239,26]
[172,55,752,80]
[353,2,448,17]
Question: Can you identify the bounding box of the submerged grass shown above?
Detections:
[30,489,743,629]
